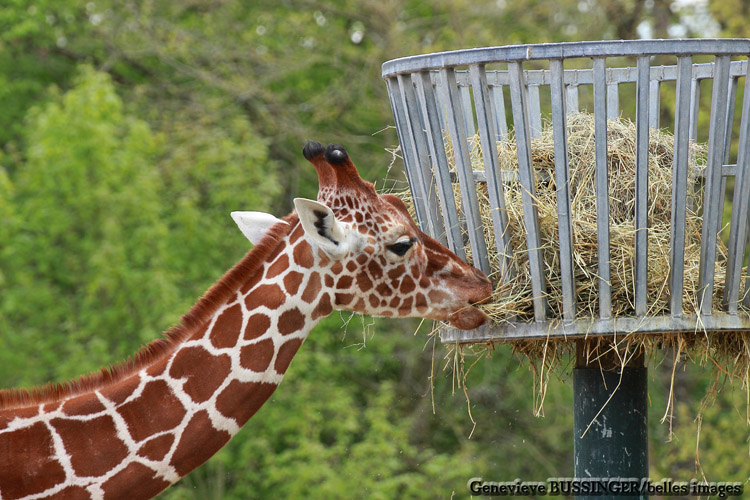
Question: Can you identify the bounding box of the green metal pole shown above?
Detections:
[573,343,648,500]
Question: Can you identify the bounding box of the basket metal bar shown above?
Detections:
[438,68,492,275]
[566,84,579,114]
[593,57,612,319]
[715,76,739,232]
[459,85,476,137]
[724,76,739,164]
[382,39,750,77]
[649,79,661,129]
[509,61,548,321]
[725,60,750,312]
[396,74,446,244]
[464,163,735,184]
[669,56,693,317]
[607,82,619,120]
[698,54,731,315]
[490,85,509,141]
[386,77,432,235]
[689,77,701,141]
[413,72,466,257]
[437,103,447,133]
[722,76,738,196]
[635,56,651,317]
[441,312,750,343]
[477,61,747,86]
[550,59,577,321]
[470,64,515,282]
[529,84,543,137]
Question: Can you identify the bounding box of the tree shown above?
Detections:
[0,66,173,384]
[709,0,750,37]
[0,65,279,386]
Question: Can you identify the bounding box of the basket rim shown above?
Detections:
[382,38,750,78]
[440,311,750,343]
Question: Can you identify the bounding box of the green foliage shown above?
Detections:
[1,66,169,383]
[649,362,750,481]
[709,0,750,37]
[0,65,278,386]
[154,97,280,291]
[0,1,91,146]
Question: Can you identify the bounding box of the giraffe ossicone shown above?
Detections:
[0,141,492,500]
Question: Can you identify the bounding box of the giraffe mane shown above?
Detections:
[0,214,298,410]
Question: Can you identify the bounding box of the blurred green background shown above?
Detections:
[1,1,748,498]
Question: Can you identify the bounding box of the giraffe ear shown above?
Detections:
[293,198,348,256]
[231,211,288,245]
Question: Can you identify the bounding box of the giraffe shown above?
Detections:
[0,141,492,500]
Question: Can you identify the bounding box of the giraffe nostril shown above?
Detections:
[468,267,493,305]
[471,267,486,282]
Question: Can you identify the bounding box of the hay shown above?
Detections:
[453,112,717,322]
[395,112,750,424]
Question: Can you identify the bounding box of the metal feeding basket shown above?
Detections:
[383,39,750,344]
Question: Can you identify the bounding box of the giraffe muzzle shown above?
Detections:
[447,304,488,330]
[446,266,492,330]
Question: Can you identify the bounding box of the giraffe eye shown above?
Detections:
[387,239,413,257]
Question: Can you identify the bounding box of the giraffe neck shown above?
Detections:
[0,219,333,499]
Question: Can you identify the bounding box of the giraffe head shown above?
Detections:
[234,142,492,330]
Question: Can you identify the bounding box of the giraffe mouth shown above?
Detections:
[447,304,488,330]
[446,268,492,330]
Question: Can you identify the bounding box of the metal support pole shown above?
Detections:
[574,343,648,500]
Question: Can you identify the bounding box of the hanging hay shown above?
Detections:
[393,112,750,420]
